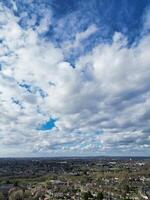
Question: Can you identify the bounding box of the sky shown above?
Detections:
[0,0,150,157]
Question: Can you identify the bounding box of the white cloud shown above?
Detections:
[0,2,150,156]
[62,24,98,51]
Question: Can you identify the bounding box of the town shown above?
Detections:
[0,157,149,200]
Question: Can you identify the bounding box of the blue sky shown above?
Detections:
[0,0,150,157]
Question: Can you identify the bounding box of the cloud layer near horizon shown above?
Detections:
[0,1,150,156]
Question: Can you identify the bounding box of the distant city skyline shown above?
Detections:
[0,0,150,157]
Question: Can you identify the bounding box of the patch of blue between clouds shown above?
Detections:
[47,0,149,65]
[38,118,57,131]
[3,0,148,45]
[11,97,24,109]
[2,0,149,67]
[51,0,148,41]
[19,81,47,98]
[19,82,31,92]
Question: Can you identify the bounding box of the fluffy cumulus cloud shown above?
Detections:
[0,0,150,156]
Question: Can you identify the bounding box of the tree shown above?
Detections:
[0,192,4,200]
[83,191,93,200]
[97,192,104,200]
[9,190,24,200]
[124,184,130,193]
[14,181,18,187]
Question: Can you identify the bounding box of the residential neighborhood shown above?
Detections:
[0,157,149,200]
